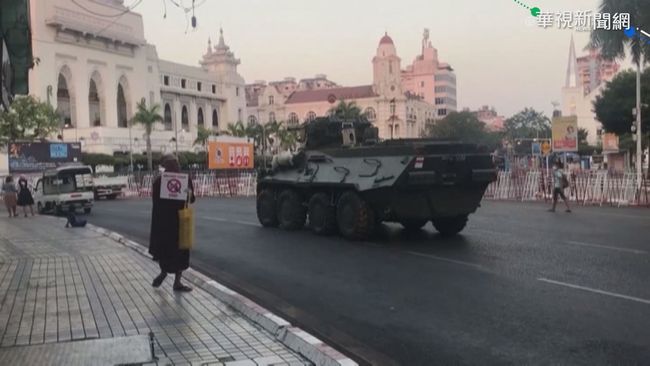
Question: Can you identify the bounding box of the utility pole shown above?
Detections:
[634,31,642,185]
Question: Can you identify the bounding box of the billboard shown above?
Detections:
[552,116,578,152]
[602,133,619,152]
[8,142,82,173]
[207,138,254,170]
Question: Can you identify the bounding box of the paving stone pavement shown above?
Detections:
[0,216,311,366]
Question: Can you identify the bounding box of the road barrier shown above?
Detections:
[121,171,257,199]
[484,170,650,207]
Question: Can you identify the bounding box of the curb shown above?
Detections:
[75,219,357,366]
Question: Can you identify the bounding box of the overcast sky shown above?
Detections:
[135,0,632,117]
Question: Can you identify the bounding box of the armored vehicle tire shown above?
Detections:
[257,189,278,227]
[336,191,375,240]
[400,219,429,231]
[277,189,306,230]
[432,215,468,236]
[308,193,337,235]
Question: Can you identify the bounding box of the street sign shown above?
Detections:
[531,142,541,156]
[541,141,551,156]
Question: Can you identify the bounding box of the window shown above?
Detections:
[269,96,274,105]
[306,111,317,122]
[437,109,447,116]
[212,109,219,128]
[248,115,257,125]
[163,75,169,86]
[236,87,240,97]
[212,84,216,94]
[238,108,242,122]
[435,86,446,93]
[389,103,396,115]
[389,62,393,74]
[420,81,425,88]
[117,83,128,128]
[288,113,299,126]
[181,105,189,130]
[197,82,202,92]
[394,124,400,138]
[268,112,276,123]
[164,103,172,131]
[435,98,444,105]
[181,79,187,89]
[364,107,376,122]
[197,108,204,126]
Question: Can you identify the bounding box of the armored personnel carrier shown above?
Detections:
[256,117,496,239]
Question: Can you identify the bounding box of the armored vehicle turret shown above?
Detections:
[256,116,496,239]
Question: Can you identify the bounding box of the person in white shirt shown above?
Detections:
[549,161,571,213]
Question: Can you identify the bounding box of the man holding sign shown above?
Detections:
[149,154,196,292]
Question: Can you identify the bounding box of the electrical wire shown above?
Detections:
[70,0,142,18]
[94,0,144,39]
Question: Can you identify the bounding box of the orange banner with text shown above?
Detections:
[208,141,254,170]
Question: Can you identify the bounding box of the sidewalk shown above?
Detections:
[0,216,311,366]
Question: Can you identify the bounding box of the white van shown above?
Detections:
[34,166,94,214]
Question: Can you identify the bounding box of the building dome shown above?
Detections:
[379,32,394,45]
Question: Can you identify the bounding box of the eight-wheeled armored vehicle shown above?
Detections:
[256,117,496,239]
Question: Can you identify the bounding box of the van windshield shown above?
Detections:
[54,170,93,194]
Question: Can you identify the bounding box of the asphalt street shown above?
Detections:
[86,198,650,365]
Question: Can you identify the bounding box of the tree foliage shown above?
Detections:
[423,111,502,148]
[503,108,551,141]
[590,0,650,65]
[593,69,650,135]
[0,95,60,146]
[329,100,362,120]
[131,101,163,173]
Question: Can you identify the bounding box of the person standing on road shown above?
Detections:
[149,154,196,292]
[17,176,35,217]
[549,161,571,213]
[2,176,18,218]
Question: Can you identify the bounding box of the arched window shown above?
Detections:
[164,103,172,131]
[248,115,257,125]
[364,107,376,122]
[117,83,127,128]
[268,112,276,123]
[306,111,317,122]
[181,105,189,130]
[57,72,72,127]
[89,79,101,126]
[288,112,299,126]
[212,109,218,128]
[197,108,204,126]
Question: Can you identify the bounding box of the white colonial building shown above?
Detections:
[27,0,246,155]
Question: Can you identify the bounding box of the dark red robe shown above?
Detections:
[149,176,195,273]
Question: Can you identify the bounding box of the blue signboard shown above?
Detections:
[49,143,69,159]
[531,142,542,156]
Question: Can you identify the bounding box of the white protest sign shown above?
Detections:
[160,172,189,201]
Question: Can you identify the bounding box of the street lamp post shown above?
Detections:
[634,36,643,184]
[389,98,396,140]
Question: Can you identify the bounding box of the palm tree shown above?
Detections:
[193,125,212,168]
[329,100,362,120]
[131,100,162,173]
[225,121,247,137]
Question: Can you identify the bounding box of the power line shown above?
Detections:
[70,0,142,18]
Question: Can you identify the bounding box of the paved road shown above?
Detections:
[87,198,650,365]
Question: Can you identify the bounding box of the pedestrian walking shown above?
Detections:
[17,176,35,217]
[549,161,571,213]
[149,154,196,292]
[2,176,18,218]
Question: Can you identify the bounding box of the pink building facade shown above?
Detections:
[245,31,453,139]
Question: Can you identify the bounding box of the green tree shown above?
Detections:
[131,101,163,173]
[329,100,362,120]
[424,111,501,148]
[503,108,551,142]
[0,95,60,146]
[193,125,213,167]
[590,0,650,66]
[593,69,650,135]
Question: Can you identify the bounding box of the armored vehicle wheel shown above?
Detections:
[400,219,428,231]
[277,189,306,230]
[336,191,375,240]
[432,215,468,236]
[308,193,337,235]
[257,189,278,227]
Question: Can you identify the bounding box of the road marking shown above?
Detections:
[565,240,647,255]
[406,251,485,270]
[538,278,650,305]
[198,216,260,227]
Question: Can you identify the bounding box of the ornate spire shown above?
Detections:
[200,27,240,68]
[207,37,212,54]
[565,34,580,88]
[217,27,226,48]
